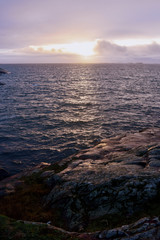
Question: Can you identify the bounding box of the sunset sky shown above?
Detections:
[1,0,160,63]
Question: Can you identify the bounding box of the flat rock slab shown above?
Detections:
[45,128,160,230]
[59,128,160,184]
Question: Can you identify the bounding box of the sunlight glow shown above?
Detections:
[30,41,97,57]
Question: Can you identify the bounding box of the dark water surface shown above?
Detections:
[0,64,159,174]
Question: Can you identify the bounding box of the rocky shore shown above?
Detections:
[0,127,160,239]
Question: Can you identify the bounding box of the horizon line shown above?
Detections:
[1,62,160,65]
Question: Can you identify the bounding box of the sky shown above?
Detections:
[1,0,160,63]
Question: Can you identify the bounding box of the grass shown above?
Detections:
[0,215,80,240]
[0,161,71,225]
[0,171,66,228]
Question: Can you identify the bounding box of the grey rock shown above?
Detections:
[99,229,126,239]
[43,128,160,230]
[149,146,160,156]
[45,174,63,187]
[95,216,160,240]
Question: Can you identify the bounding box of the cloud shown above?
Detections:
[0,46,84,63]
[1,0,160,51]
[1,40,160,63]
[94,40,160,63]
[94,40,127,54]
[129,42,160,57]
[94,40,129,62]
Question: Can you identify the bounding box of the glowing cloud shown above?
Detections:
[30,41,97,57]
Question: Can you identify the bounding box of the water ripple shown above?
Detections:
[0,63,159,174]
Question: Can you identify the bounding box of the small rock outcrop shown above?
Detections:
[44,128,160,230]
[0,67,8,74]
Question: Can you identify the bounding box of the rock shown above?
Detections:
[45,174,63,187]
[0,82,5,85]
[99,229,126,239]
[149,160,160,167]
[95,216,160,240]
[43,128,160,230]
[0,162,50,196]
[0,67,8,74]
[40,170,55,178]
[1,129,160,233]
[0,168,10,181]
[149,146,160,156]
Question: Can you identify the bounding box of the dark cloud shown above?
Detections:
[94,40,127,54]
[94,40,160,63]
[130,42,160,57]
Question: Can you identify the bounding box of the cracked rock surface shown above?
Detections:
[93,216,160,240]
[44,128,160,230]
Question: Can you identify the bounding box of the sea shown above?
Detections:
[0,63,159,175]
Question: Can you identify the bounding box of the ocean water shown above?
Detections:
[0,63,159,174]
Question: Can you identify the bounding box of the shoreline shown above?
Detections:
[0,127,160,239]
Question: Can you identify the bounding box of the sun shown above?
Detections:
[63,42,96,57]
[30,41,96,57]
